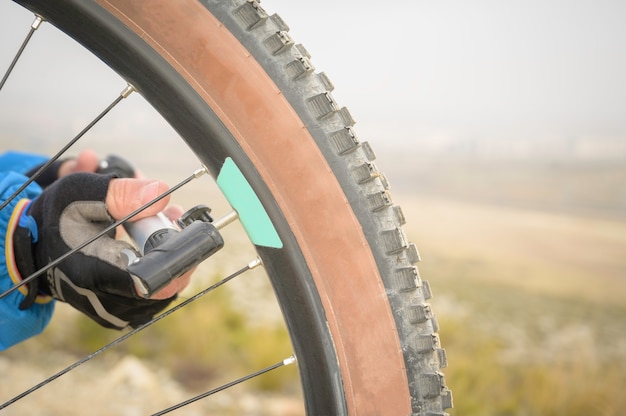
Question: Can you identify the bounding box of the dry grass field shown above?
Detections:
[383,154,626,416]
[398,194,626,415]
[2,144,625,415]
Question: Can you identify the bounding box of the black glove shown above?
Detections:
[13,172,174,329]
[25,153,135,189]
[25,159,65,188]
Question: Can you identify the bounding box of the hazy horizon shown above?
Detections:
[1,0,625,155]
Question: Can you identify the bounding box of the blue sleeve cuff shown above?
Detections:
[0,171,54,350]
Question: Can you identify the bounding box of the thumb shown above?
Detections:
[106,178,170,221]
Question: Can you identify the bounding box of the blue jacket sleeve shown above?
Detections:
[0,151,48,174]
[0,152,55,351]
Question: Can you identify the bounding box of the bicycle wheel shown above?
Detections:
[13,0,452,414]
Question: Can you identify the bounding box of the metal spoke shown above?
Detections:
[0,15,43,92]
[0,258,263,410]
[0,166,207,300]
[0,84,135,212]
[152,355,297,416]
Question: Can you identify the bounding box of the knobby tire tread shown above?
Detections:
[210,2,452,414]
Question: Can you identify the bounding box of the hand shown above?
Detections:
[12,172,191,329]
[27,149,101,188]
[106,179,192,299]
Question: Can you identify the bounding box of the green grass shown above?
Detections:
[423,257,626,416]
[440,315,625,415]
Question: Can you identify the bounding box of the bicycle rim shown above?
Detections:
[12,0,452,414]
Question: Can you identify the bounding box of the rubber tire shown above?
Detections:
[14,1,451,414]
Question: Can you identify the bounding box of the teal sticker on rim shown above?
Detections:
[216,157,283,249]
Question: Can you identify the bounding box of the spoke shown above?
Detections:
[0,84,135,212]
[0,258,263,410]
[152,355,297,416]
[0,15,43,92]
[0,166,207,300]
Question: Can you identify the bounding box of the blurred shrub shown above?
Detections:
[68,279,297,393]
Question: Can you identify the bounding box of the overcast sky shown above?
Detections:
[1,0,625,153]
[268,0,626,149]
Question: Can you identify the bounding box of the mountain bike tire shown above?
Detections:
[14,0,452,414]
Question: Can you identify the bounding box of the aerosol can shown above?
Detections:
[98,155,224,298]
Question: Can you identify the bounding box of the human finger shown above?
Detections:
[106,178,170,221]
[57,149,99,176]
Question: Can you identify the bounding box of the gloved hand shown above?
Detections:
[11,172,184,329]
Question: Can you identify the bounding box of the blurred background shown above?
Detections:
[1,0,625,415]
